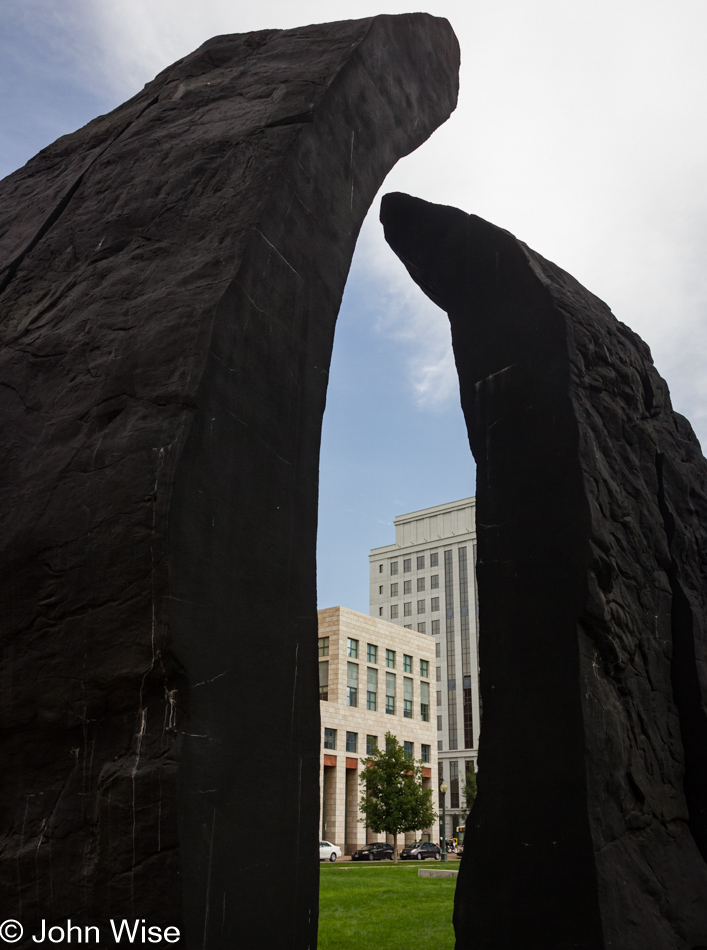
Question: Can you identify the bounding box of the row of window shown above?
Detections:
[318,662,430,721]
[318,637,429,677]
[378,553,439,575]
[323,728,431,763]
[378,576,439,597]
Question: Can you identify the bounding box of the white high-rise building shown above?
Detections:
[369,497,479,835]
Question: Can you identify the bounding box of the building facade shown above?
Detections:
[318,606,437,854]
[369,497,479,838]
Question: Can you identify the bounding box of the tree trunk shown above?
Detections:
[393,833,398,864]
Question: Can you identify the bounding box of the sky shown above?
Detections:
[2,1,706,612]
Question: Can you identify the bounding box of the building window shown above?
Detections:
[367,643,378,664]
[417,599,426,614]
[366,735,378,754]
[378,607,383,616]
[430,597,439,612]
[417,555,425,570]
[403,654,412,673]
[391,583,398,596]
[450,761,460,809]
[324,728,336,750]
[404,741,414,758]
[347,638,358,658]
[385,672,396,714]
[390,561,398,575]
[347,663,358,707]
[437,690,442,707]
[403,579,412,595]
[437,715,443,731]
[421,743,431,764]
[404,624,412,629]
[438,739,444,751]
[430,574,439,589]
[404,602,412,616]
[318,637,329,657]
[432,620,440,638]
[417,577,425,592]
[378,585,383,595]
[346,731,358,754]
[390,605,399,619]
[420,659,429,678]
[386,649,395,668]
[379,564,383,573]
[404,677,413,718]
[319,661,329,701]
[417,622,426,634]
[430,552,439,567]
[420,681,430,721]
[367,667,378,710]
[403,558,412,573]
[436,667,441,682]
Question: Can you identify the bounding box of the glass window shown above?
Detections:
[319,661,329,701]
[390,605,399,619]
[403,654,412,673]
[403,558,412,573]
[404,676,413,718]
[438,739,443,751]
[417,555,425,570]
[324,727,336,750]
[367,667,377,711]
[385,672,396,714]
[404,602,412,616]
[379,564,383,573]
[417,577,425,592]
[420,659,429,678]
[391,583,398,596]
[450,761,460,809]
[367,643,377,664]
[347,638,358,658]
[430,597,439,612]
[346,663,358,707]
[366,735,378,754]
[417,600,426,614]
[420,681,430,721]
[437,715,443,731]
[318,637,329,657]
[378,607,383,616]
[430,552,439,567]
[403,579,412,594]
[386,649,395,668]
[404,741,414,758]
[404,624,412,629]
[430,574,439,589]
[436,667,441,682]
[421,743,431,764]
[437,690,442,707]
[417,622,426,634]
[432,620,440,638]
[390,561,398,575]
[346,731,357,753]
[378,585,383,595]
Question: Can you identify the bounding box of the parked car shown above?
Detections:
[319,841,342,862]
[351,842,394,861]
[400,841,442,861]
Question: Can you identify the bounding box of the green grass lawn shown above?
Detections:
[318,863,456,949]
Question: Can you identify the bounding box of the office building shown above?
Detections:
[369,497,479,837]
[318,606,437,854]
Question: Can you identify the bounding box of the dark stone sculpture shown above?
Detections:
[381,192,707,950]
[0,21,458,947]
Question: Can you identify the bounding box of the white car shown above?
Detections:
[319,840,342,862]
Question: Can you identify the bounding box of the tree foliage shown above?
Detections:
[359,732,437,860]
[463,760,477,811]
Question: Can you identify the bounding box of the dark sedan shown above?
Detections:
[400,841,442,861]
[351,842,394,861]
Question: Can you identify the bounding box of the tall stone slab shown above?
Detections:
[381,192,707,950]
[0,22,459,947]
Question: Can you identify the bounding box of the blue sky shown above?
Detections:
[3,0,707,612]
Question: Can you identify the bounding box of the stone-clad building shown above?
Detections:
[318,607,437,853]
[369,497,479,838]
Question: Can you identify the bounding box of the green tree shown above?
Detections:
[359,732,437,862]
[463,761,477,811]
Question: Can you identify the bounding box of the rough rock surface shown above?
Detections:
[381,192,707,950]
[0,21,459,947]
